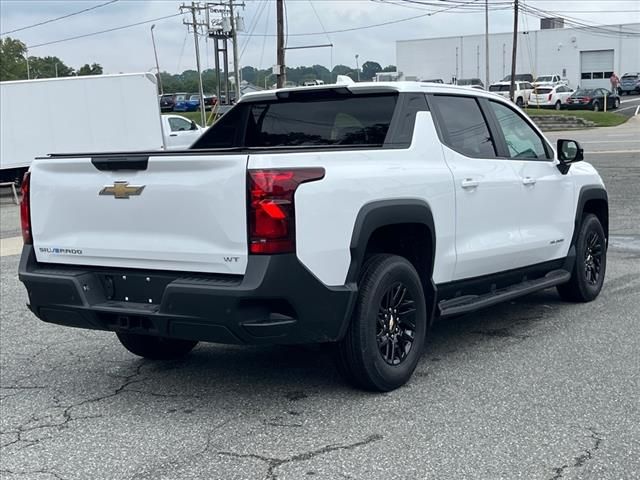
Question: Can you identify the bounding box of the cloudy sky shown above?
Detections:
[1,0,638,74]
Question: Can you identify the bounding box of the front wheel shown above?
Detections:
[592,101,600,112]
[555,100,562,110]
[336,254,427,391]
[116,332,198,360]
[613,98,620,109]
[557,214,606,302]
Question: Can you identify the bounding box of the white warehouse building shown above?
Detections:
[396,21,640,90]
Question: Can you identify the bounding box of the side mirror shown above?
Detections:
[557,139,583,174]
[190,121,198,131]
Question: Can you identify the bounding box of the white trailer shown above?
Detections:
[0,72,202,183]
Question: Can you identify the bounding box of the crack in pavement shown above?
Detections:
[0,468,66,480]
[218,433,384,480]
[0,362,148,450]
[549,427,603,480]
[129,421,230,480]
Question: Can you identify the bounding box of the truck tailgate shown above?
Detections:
[30,153,248,275]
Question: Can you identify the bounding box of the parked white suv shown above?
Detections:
[529,84,575,109]
[489,81,534,107]
[533,74,567,87]
[19,82,608,391]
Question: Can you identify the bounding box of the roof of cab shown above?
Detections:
[239,81,502,103]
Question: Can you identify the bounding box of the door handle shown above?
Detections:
[522,176,537,186]
[169,133,178,137]
[461,178,479,189]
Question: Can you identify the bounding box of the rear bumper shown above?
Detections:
[18,245,356,345]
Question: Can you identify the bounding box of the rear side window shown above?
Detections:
[245,94,396,147]
[430,95,496,158]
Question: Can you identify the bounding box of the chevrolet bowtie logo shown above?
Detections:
[99,181,145,199]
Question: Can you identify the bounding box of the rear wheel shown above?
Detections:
[516,97,524,107]
[116,332,198,360]
[557,214,606,302]
[613,98,620,109]
[555,100,562,110]
[336,254,427,391]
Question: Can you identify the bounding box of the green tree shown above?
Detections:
[382,65,397,72]
[77,63,103,76]
[361,61,382,81]
[28,56,74,78]
[0,37,28,81]
[332,64,355,81]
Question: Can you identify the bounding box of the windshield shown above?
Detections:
[574,89,595,96]
[535,76,553,82]
[622,74,638,80]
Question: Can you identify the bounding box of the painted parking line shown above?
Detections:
[0,236,23,257]
[586,149,640,155]
[581,140,640,144]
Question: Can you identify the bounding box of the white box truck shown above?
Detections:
[0,72,203,184]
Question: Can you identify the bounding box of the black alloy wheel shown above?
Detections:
[377,282,417,366]
[592,101,600,112]
[557,214,606,302]
[336,254,427,391]
[583,231,604,286]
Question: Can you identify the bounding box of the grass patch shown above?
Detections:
[523,107,627,127]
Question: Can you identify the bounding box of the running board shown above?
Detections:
[438,269,571,318]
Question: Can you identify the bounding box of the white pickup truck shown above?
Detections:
[19,81,608,391]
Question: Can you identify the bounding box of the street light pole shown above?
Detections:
[25,48,30,80]
[355,54,360,82]
[150,24,164,95]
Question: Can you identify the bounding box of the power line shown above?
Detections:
[26,13,184,49]
[1,0,119,36]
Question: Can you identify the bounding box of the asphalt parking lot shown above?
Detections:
[1,118,639,480]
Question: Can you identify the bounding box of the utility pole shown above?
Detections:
[355,54,360,81]
[485,0,490,88]
[150,24,164,95]
[509,0,518,102]
[276,0,285,88]
[25,49,30,80]
[181,2,207,126]
[228,0,241,98]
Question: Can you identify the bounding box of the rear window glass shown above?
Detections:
[574,89,595,96]
[489,85,510,92]
[534,88,552,94]
[192,92,397,149]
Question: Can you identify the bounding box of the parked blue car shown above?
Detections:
[172,93,199,112]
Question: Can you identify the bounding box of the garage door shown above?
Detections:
[580,50,614,89]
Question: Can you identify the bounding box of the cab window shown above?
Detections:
[489,101,550,160]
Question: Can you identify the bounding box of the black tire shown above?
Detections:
[336,254,427,392]
[557,214,606,302]
[516,97,524,107]
[116,332,198,360]
[592,101,600,112]
[555,101,562,110]
[613,98,620,109]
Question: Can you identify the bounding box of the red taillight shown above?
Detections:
[248,168,325,254]
[548,93,553,101]
[20,171,32,244]
[583,97,591,103]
